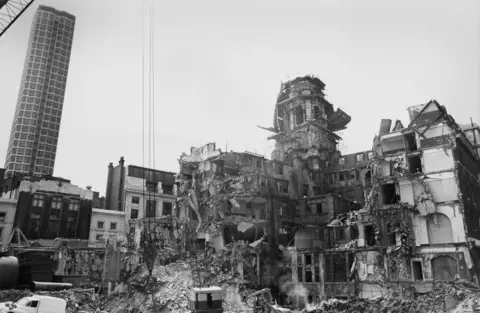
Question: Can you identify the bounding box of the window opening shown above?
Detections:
[132,196,140,204]
[110,222,117,230]
[408,155,422,174]
[404,133,418,152]
[303,185,309,197]
[305,270,312,282]
[356,154,364,162]
[32,194,44,207]
[381,183,400,204]
[206,293,213,308]
[51,196,62,210]
[277,181,289,194]
[146,200,156,218]
[387,222,398,246]
[97,221,104,229]
[131,208,139,219]
[146,181,157,193]
[295,108,304,125]
[339,157,345,165]
[412,260,424,281]
[305,254,312,265]
[162,202,172,216]
[69,199,79,211]
[349,170,356,180]
[364,225,375,246]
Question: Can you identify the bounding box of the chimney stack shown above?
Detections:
[378,119,392,136]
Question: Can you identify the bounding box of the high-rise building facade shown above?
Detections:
[4,5,75,178]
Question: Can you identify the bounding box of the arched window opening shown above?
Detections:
[295,108,304,126]
[431,255,458,281]
[427,213,454,244]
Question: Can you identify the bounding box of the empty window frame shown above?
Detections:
[339,157,346,165]
[404,133,418,152]
[97,221,104,229]
[132,196,140,204]
[277,181,289,194]
[146,200,156,218]
[356,153,364,162]
[130,208,139,219]
[162,202,173,216]
[146,182,157,193]
[411,260,424,281]
[408,155,422,174]
[381,183,400,204]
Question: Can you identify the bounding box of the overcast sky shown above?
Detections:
[0,0,479,194]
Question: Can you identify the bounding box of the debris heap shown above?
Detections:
[302,280,479,313]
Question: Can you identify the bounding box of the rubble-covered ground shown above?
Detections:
[105,260,258,313]
[1,264,479,313]
[302,280,480,313]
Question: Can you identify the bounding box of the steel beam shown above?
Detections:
[0,0,36,39]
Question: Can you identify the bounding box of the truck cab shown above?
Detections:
[0,295,66,313]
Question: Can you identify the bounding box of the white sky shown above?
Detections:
[0,0,479,195]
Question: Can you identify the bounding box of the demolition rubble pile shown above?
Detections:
[102,242,259,313]
[192,240,260,287]
[302,279,479,313]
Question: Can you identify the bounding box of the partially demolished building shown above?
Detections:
[169,76,480,307]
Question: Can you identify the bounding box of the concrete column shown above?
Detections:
[302,254,306,283]
[319,253,326,300]
[305,100,312,120]
[357,221,366,247]
[311,253,315,283]
[292,252,298,283]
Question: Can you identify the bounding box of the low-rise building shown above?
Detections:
[12,176,93,246]
[89,208,125,247]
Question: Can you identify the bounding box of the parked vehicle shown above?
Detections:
[0,295,66,313]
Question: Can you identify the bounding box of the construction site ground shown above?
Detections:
[1,260,480,313]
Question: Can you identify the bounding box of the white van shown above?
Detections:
[0,295,66,313]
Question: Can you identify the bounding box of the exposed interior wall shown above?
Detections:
[422,148,455,173]
[412,204,465,245]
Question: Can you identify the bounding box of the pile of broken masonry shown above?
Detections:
[102,260,257,313]
[302,279,480,313]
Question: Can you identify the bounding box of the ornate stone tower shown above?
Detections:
[261,76,351,195]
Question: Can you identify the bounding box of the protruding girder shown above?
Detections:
[0,0,36,39]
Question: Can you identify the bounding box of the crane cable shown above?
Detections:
[141,0,157,276]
